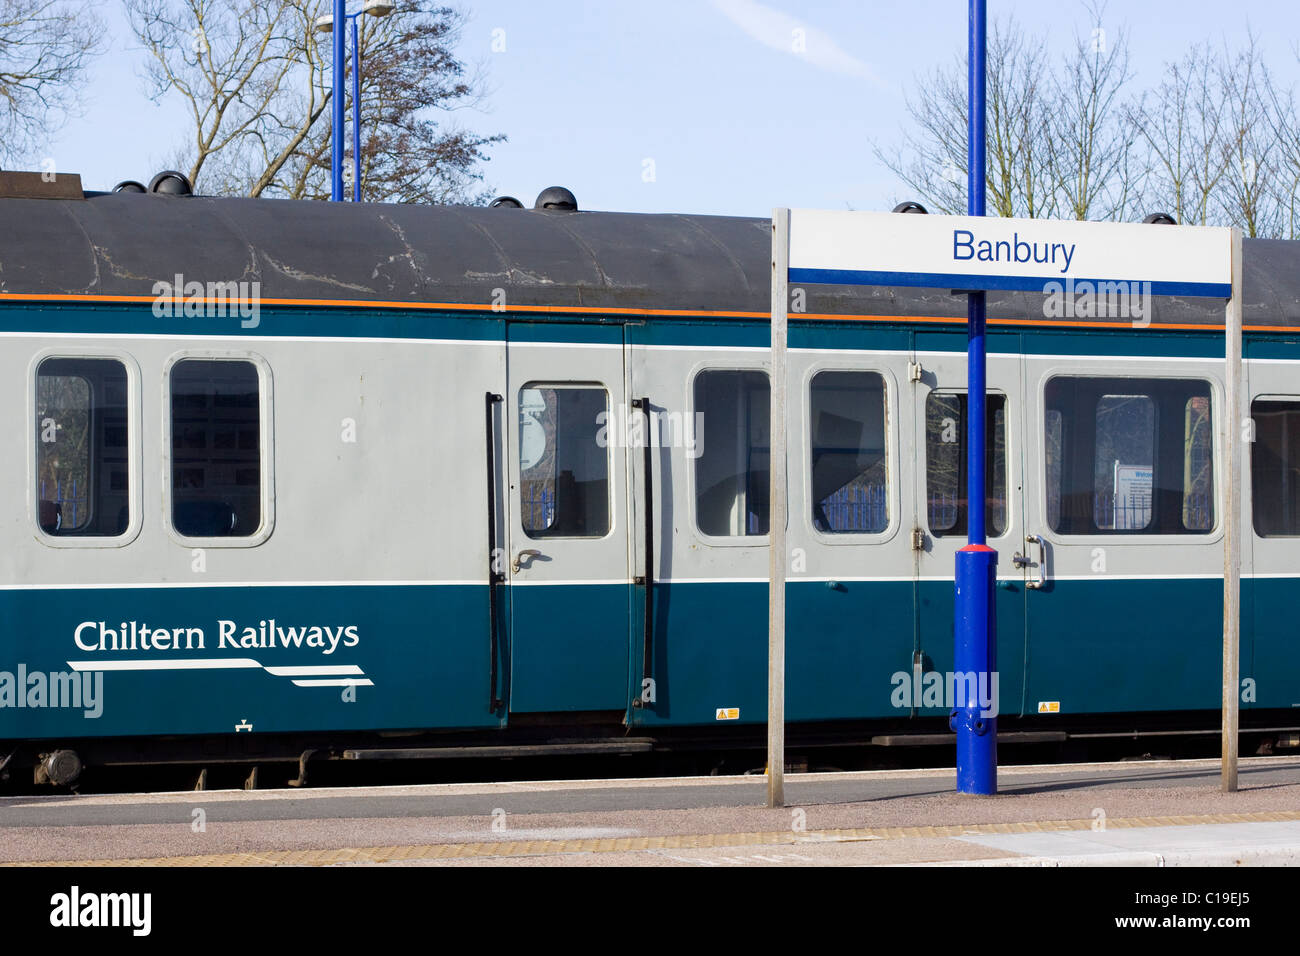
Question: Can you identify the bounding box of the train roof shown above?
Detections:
[0,191,1298,328]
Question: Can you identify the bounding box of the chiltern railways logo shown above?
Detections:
[66,619,373,690]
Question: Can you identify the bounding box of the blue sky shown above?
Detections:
[44,0,1297,217]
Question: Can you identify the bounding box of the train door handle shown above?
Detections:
[512,549,542,573]
[1015,534,1047,589]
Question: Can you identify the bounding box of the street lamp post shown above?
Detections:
[331,0,344,201]
[350,14,361,201]
[315,0,395,202]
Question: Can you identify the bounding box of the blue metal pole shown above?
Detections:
[953,0,997,795]
[330,0,345,201]
[351,14,361,202]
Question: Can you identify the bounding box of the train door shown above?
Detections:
[503,322,632,713]
[1240,352,1300,711]
[784,353,912,722]
[910,332,1026,720]
[1018,354,1224,716]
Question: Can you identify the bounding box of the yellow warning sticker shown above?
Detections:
[1037,701,1061,714]
[715,707,740,720]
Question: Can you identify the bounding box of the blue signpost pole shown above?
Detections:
[953,0,997,795]
[330,0,346,201]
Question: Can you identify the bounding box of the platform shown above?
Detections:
[3,756,1299,866]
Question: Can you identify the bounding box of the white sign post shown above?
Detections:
[1223,228,1244,792]
[767,209,789,808]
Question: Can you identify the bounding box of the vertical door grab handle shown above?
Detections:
[485,392,504,711]
[1025,534,1046,589]
[631,397,654,708]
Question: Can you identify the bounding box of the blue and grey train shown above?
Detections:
[0,174,1297,787]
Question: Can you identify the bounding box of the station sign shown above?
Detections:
[786,209,1233,299]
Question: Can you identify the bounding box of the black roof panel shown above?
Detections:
[0,193,1295,327]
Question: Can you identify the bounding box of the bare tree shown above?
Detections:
[126,0,298,190]
[1046,7,1141,220]
[880,5,1300,235]
[0,0,103,166]
[872,47,968,215]
[1127,44,1233,226]
[124,0,503,202]
[1127,37,1296,236]
[272,4,504,202]
[876,12,1131,221]
[875,16,1055,217]
[1266,74,1300,239]
[985,20,1055,219]
[1215,37,1285,237]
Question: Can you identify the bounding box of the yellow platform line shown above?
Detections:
[8,808,1300,867]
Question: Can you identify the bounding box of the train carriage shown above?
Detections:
[1,178,1298,786]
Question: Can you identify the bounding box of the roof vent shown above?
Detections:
[892,200,928,214]
[148,170,193,196]
[1143,212,1176,225]
[534,186,577,211]
[490,195,524,209]
[113,180,147,194]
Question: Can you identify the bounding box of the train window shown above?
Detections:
[1182,395,1214,531]
[1093,394,1155,530]
[518,385,610,538]
[810,371,888,534]
[36,357,130,536]
[1251,399,1300,536]
[169,359,262,537]
[694,369,770,536]
[925,392,1007,537]
[1045,409,1063,530]
[1044,376,1213,535]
